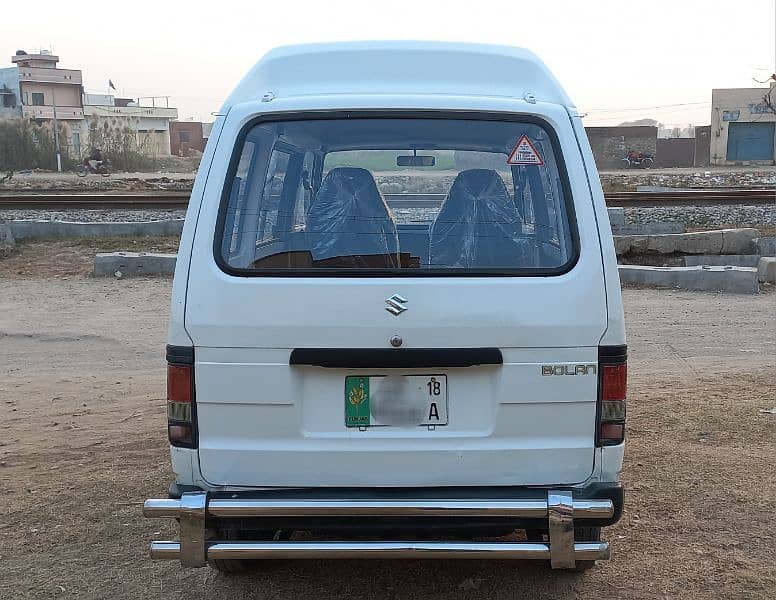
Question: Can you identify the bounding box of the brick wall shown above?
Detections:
[655,138,695,168]
[584,126,658,170]
[169,121,204,157]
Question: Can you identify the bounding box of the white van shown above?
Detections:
[144,41,626,572]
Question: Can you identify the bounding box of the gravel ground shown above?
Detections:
[0,254,775,599]
[0,209,186,222]
[623,204,776,228]
[1,204,773,229]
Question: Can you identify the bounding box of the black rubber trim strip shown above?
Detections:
[290,348,503,368]
[212,110,580,279]
[166,344,194,365]
[598,344,627,365]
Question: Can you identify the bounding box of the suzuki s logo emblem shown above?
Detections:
[385,294,408,316]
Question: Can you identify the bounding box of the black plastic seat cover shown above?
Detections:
[306,167,398,262]
[429,169,524,268]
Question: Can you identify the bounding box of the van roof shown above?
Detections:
[223,41,574,111]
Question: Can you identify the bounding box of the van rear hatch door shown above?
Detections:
[185,112,607,488]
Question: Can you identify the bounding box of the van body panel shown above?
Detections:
[194,346,598,487]
[568,112,626,347]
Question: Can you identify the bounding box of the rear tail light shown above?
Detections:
[166,345,196,448]
[597,346,627,446]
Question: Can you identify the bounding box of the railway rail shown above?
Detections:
[0,188,773,210]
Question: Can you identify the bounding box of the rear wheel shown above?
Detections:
[209,557,255,574]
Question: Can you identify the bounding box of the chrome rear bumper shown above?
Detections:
[144,490,613,569]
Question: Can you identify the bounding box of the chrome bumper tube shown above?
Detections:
[144,490,613,569]
[151,540,610,561]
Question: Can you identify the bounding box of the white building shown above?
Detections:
[81,94,178,156]
[710,85,776,165]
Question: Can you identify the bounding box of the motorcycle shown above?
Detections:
[76,157,111,177]
[622,150,654,169]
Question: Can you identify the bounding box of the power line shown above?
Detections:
[583,101,711,114]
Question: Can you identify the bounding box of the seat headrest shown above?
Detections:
[446,169,510,208]
[315,167,387,216]
[306,167,397,262]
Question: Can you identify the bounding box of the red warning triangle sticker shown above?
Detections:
[507,134,544,165]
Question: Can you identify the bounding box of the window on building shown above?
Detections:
[2,93,15,108]
[178,130,191,143]
[71,132,81,157]
[31,92,45,106]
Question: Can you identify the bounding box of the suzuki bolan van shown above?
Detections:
[144,41,626,572]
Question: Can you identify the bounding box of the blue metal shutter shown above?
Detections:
[726,122,775,161]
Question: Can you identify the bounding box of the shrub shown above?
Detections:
[0,119,76,171]
[85,119,155,172]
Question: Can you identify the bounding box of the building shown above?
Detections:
[584,125,658,170]
[202,122,213,145]
[82,94,178,156]
[0,50,85,155]
[169,120,205,156]
[710,86,776,165]
[1,50,179,158]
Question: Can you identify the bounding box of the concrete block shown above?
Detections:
[757,236,776,257]
[94,252,177,277]
[720,228,760,255]
[0,222,14,257]
[615,229,759,256]
[612,222,685,236]
[758,257,776,283]
[684,255,761,268]
[618,265,759,294]
[674,230,724,254]
[9,219,184,241]
[607,207,625,226]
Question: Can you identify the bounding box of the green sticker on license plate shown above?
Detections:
[345,376,371,427]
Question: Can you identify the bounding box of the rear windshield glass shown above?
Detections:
[218,117,576,274]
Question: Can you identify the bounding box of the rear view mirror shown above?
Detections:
[397,155,435,167]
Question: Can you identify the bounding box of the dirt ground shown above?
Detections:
[1,256,775,598]
[0,238,181,278]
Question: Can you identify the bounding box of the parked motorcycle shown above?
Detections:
[76,157,111,177]
[622,150,654,169]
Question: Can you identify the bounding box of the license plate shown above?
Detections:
[345,375,448,428]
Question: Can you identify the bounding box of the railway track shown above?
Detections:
[0,188,773,210]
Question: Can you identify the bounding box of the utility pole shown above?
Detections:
[51,87,62,172]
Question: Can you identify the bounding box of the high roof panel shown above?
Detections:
[224,41,573,110]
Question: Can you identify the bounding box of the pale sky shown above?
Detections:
[2,0,774,126]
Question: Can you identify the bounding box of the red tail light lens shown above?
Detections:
[168,424,193,444]
[599,422,625,444]
[598,347,627,446]
[168,365,192,404]
[602,363,627,401]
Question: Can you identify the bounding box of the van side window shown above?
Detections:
[223,141,256,258]
[258,149,290,242]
